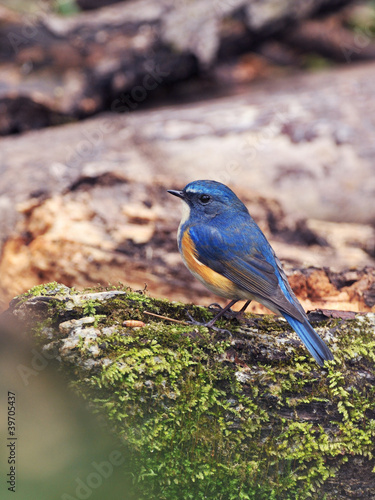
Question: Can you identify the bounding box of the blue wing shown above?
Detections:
[188,221,305,322]
[189,220,333,366]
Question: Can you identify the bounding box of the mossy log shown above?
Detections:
[3,282,375,499]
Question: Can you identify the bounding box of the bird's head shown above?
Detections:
[168,180,248,221]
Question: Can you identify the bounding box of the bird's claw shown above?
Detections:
[185,311,232,336]
[208,302,223,313]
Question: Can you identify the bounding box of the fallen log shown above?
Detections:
[3,283,375,499]
[0,0,361,134]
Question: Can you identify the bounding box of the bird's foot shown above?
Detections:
[208,302,223,313]
[185,311,232,335]
[208,303,238,320]
[231,309,248,322]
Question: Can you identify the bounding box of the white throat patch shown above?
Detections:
[177,200,190,240]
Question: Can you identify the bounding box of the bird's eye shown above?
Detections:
[199,194,211,204]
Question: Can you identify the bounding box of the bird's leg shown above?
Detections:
[206,299,239,327]
[186,299,239,330]
[208,299,251,319]
[186,300,252,332]
[237,300,251,316]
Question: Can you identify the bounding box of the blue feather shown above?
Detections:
[282,313,334,366]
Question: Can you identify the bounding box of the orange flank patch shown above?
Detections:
[181,230,237,299]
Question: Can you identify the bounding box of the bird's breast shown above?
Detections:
[180,229,238,299]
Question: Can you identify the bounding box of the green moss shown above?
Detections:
[303,54,332,71]
[21,283,375,499]
[15,281,65,300]
[346,2,375,37]
[55,0,80,16]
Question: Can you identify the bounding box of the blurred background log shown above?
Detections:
[0,0,374,315]
[1,0,372,134]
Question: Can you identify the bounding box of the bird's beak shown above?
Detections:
[167,189,185,199]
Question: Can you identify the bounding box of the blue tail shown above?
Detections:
[283,314,334,366]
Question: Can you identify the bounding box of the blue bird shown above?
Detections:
[168,180,334,366]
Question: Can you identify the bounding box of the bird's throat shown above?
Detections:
[177,201,191,242]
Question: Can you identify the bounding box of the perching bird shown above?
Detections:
[168,180,334,366]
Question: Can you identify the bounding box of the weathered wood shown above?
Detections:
[0,0,361,134]
[281,16,375,63]
[1,59,375,310]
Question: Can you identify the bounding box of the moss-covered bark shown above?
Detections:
[4,282,375,499]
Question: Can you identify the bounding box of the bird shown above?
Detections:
[168,180,334,366]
